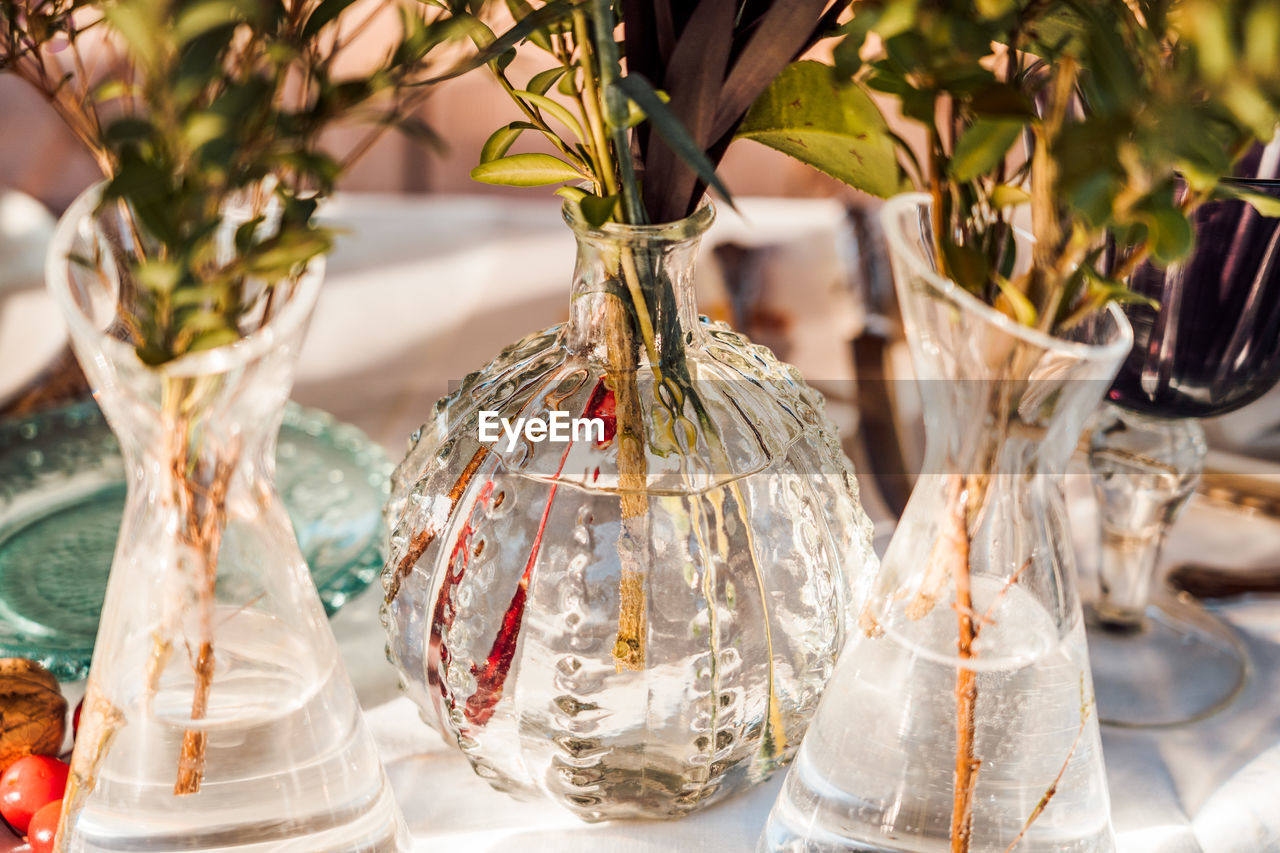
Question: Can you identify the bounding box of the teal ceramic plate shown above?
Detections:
[0,401,393,680]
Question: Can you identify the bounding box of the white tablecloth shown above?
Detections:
[5,194,1280,851]
[327,504,1280,853]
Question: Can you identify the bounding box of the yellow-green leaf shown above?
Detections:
[736,61,903,199]
[995,276,1038,326]
[554,186,588,204]
[187,327,242,353]
[172,0,243,46]
[949,118,1025,182]
[527,66,567,95]
[479,123,526,163]
[1212,182,1280,218]
[471,153,584,186]
[581,194,619,227]
[137,260,181,294]
[991,183,1031,208]
[512,89,584,140]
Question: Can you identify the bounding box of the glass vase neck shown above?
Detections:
[563,201,713,367]
[46,183,322,460]
[47,184,322,388]
[882,192,1133,477]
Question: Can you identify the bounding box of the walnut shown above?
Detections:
[0,659,67,773]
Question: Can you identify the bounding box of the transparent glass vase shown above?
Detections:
[762,193,1131,853]
[47,186,408,852]
[383,201,878,821]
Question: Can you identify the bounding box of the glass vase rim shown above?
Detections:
[881,191,1134,362]
[561,196,715,243]
[46,181,323,379]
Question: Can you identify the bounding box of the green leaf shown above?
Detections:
[93,79,137,102]
[183,112,228,150]
[620,88,667,128]
[833,12,879,77]
[976,0,1016,19]
[173,0,246,46]
[1089,275,1158,309]
[1245,2,1280,78]
[554,186,588,204]
[103,117,156,145]
[614,73,737,210]
[187,327,242,353]
[991,183,1031,208]
[969,83,1036,118]
[557,67,579,96]
[479,121,530,163]
[581,194,619,227]
[1024,5,1087,56]
[245,230,331,276]
[301,0,357,40]
[234,216,266,255]
[941,239,990,295]
[875,0,919,39]
[136,260,181,294]
[171,285,226,308]
[1141,207,1194,264]
[470,153,584,186]
[737,61,903,199]
[396,12,483,67]
[504,0,553,50]
[994,276,1038,326]
[527,66,567,95]
[1222,84,1279,141]
[511,89,583,140]
[1212,183,1280,218]
[949,119,1025,182]
[420,0,574,84]
[392,116,447,153]
[104,2,162,69]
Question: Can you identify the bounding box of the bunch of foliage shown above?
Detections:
[463,0,902,227]
[3,0,488,808]
[782,0,1280,334]
[2,0,477,364]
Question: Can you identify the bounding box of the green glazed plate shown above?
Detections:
[0,401,393,680]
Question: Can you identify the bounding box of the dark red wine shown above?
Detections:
[1108,173,1280,419]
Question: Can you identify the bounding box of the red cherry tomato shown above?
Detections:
[26,798,60,853]
[72,699,83,739]
[0,756,68,834]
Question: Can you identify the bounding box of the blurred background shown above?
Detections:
[0,29,859,211]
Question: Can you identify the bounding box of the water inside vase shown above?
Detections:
[762,579,1112,853]
[66,608,404,853]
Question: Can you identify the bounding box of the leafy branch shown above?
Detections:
[466,0,870,227]
[765,0,1280,334]
[4,0,481,811]
[2,0,477,365]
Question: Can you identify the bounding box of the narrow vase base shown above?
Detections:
[1086,592,1249,728]
[64,779,406,853]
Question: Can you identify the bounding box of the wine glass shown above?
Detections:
[1087,144,1280,727]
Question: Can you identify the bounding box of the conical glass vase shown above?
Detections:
[47,186,408,852]
[762,193,1132,853]
[383,201,878,820]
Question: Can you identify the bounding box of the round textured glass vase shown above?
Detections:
[762,194,1131,853]
[47,186,408,853]
[383,202,877,821]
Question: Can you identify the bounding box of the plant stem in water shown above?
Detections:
[949,478,979,853]
[602,279,649,671]
[171,412,237,795]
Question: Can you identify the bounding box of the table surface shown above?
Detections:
[4,194,1280,852]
